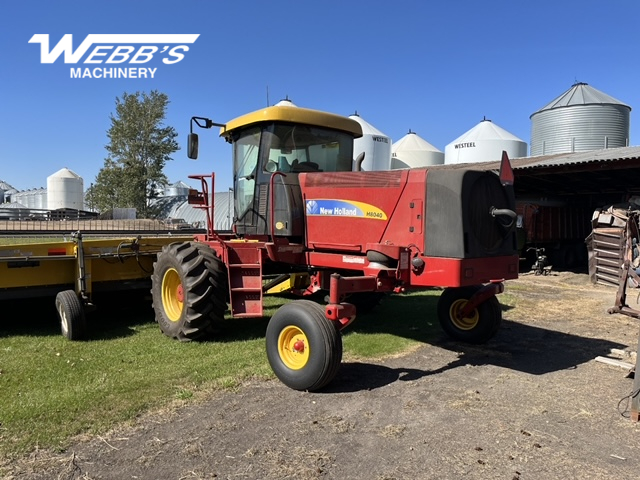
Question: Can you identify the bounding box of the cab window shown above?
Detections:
[261,123,354,174]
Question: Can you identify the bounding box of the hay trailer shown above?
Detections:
[0,232,193,339]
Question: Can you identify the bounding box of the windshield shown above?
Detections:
[260,122,354,174]
[232,122,356,223]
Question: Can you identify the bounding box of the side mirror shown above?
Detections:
[187,133,199,159]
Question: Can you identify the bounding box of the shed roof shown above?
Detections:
[434,145,640,198]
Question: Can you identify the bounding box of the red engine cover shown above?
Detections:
[300,169,427,252]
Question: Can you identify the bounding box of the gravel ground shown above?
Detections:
[3,271,640,479]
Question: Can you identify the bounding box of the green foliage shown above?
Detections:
[90,90,179,217]
[342,290,441,358]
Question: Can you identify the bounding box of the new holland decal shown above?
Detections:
[305,199,387,220]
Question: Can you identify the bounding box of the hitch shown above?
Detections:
[324,273,378,330]
[457,281,504,320]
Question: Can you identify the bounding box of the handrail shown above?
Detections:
[188,173,215,238]
[188,172,230,246]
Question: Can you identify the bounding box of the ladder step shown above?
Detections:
[230,291,262,316]
[226,246,263,317]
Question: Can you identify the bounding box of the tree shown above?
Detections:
[91,90,179,217]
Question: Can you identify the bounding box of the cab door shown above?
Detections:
[233,126,262,236]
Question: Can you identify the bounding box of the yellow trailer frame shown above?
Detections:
[0,232,194,339]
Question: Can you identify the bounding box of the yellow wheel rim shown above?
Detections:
[277,325,310,370]
[161,268,183,322]
[449,299,479,330]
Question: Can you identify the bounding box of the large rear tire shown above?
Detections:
[192,243,229,331]
[55,290,86,340]
[437,286,501,344]
[151,242,223,341]
[266,300,342,391]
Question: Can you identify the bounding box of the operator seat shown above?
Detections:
[291,159,321,172]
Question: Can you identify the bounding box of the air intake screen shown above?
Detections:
[425,170,516,258]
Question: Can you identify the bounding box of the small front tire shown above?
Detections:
[266,300,342,391]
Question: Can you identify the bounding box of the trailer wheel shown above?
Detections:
[437,286,501,344]
[266,300,342,391]
[151,242,217,341]
[56,290,86,340]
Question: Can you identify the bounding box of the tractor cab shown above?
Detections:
[188,105,362,238]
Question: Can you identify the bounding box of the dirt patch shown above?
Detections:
[3,272,640,479]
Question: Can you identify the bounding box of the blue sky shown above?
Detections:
[1,0,639,193]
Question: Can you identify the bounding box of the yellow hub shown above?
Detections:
[278,325,310,370]
[161,268,183,322]
[449,299,479,330]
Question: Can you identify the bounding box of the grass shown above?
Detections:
[0,288,445,459]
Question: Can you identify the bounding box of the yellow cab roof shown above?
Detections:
[220,105,363,139]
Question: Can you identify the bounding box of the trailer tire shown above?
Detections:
[56,290,86,340]
[266,300,342,391]
[437,286,501,344]
[151,242,217,341]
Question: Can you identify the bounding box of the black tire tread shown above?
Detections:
[266,300,342,391]
[298,300,342,390]
[55,290,86,341]
[152,242,220,341]
[437,286,501,344]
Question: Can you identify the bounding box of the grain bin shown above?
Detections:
[0,180,16,202]
[349,113,392,171]
[275,97,297,107]
[47,168,84,210]
[164,181,190,197]
[445,118,527,165]
[33,187,47,210]
[390,130,444,169]
[530,82,631,156]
